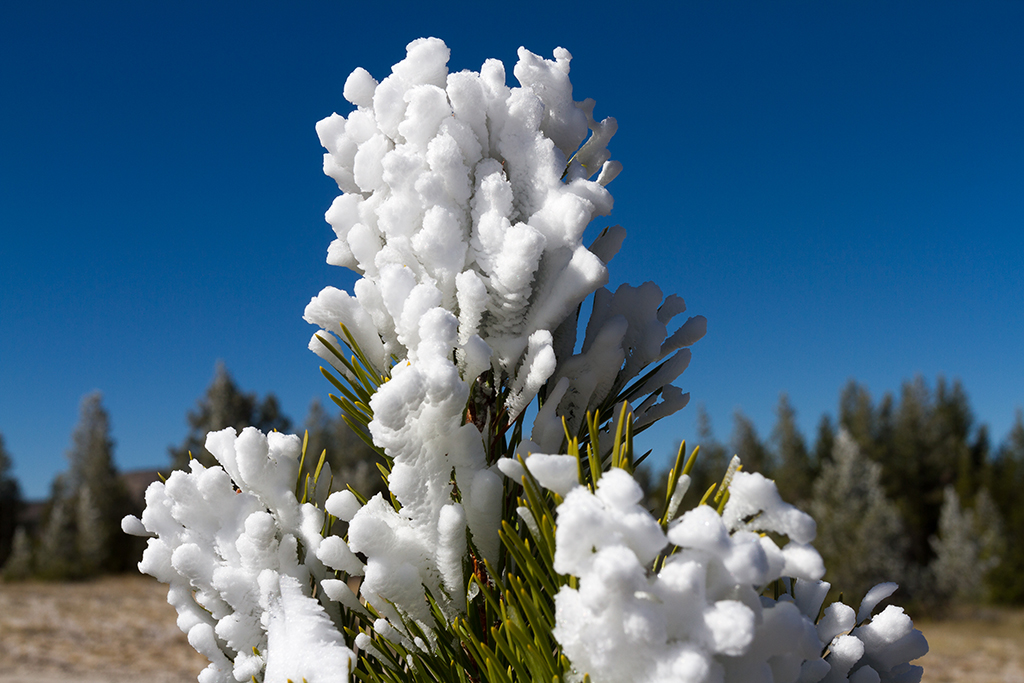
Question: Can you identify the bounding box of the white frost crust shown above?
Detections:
[497,450,580,497]
[263,574,356,683]
[550,471,831,683]
[305,38,713,647]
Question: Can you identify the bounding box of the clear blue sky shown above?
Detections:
[2,1,1022,499]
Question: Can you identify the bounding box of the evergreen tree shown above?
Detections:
[67,392,117,490]
[873,393,896,466]
[1,526,33,580]
[930,378,976,508]
[35,476,78,579]
[0,433,21,568]
[170,362,292,471]
[885,376,975,569]
[28,392,133,579]
[966,423,991,503]
[972,487,1006,600]
[730,410,771,477]
[984,410,1024,602]
[76,483,107,575]
[810,429,906,604]
[301,398,384,500]
[838,380,876,453]
[888,378,931,567]
[35,391,135,578]
[812,414,836,467]
[929,486,1003,606]
[769,393,814,507]
[69,392,131,574]
[688,404,730,505]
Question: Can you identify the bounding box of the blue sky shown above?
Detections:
[2,1,1022,499]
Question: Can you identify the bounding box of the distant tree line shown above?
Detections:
[0,363,382,581]
[2,371,1020,613]
[667,376,1024,611]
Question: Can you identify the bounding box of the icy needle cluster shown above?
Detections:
[127,37,925,683]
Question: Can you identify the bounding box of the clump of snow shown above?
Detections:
[550,467,827,683]
[545,463,925,683]
[497,450,579,496]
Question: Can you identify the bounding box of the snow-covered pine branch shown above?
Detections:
[126,38,925,683]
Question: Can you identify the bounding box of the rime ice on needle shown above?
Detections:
[125,37,925,683]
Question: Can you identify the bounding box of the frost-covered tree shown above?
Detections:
[0,433,21,568]
[1,526,33,580]
[30,392,134,578]
[811,429,906,603]
[67,391,132,574]
[127,39,926,683]
[929,486,1002,605]
[170,362,292,471]
[35,476,78,579]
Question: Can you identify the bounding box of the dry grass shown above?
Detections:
[916,607,1024,683]
[0,574,205,683]
[2,575,1023,682]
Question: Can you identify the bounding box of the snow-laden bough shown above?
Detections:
[126,37,924,683]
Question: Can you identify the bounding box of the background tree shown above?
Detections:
[1,526,33,579]
[68,391,133,574]
[884,377,977,570]
[34,476,78,579]
[929,486,1003,607]
[838,380,877,455]
[730,410,771,477]
[810,429,906,604]
[769,393,815,507]
[301,398,384,500]
[170,362,292,471]
[812,414,835,467]
[32,392,134,578]
[0,433,21,568]
[687,404,731,505]
[984,410,1024,602]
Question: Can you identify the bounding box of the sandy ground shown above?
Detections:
[2,575,1022,682]
[0,575,206,683]
[915,608,1024,683]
